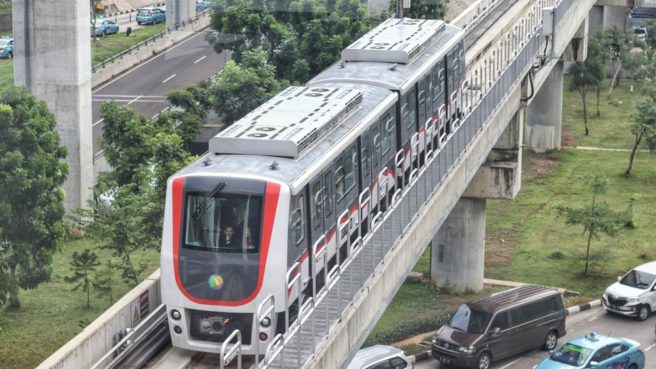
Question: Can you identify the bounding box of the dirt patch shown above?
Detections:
[92,42,129,48]
[561,126,578,147]
[484,231,518,270]
[523,152,561,184]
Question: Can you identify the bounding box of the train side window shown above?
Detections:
[336,157,346,201]
[453,58,460,81]
[439,68,445,95]
[344,147,357,196]
[324,171,334,217]
[312,181,322,230]
[372,125,380,168]
[405,91,416,129]
[431,68,439,102]
[362,134,371,178]
[419,80,426,116]
[380,113,391,155]
[295,195,305,245]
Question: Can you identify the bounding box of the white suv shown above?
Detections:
[602,261,656,321]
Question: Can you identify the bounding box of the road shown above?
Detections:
[91,30,225,154]
[416,306,656,369]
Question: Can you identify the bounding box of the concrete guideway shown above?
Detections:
[415,306,656,368]
[91,31,225,155]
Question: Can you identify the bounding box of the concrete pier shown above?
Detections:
[431,197,486,292]
[525,60,564,153]
[13,0,94,211]
[166,0,195,30]
[603,5,628,31]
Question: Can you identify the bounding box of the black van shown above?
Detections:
[431,285,566,369]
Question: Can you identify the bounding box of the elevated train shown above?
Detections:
[161,18,467,355]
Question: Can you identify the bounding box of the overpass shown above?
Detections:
[32,0,602,367]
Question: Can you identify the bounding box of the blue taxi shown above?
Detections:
[136,6,166,25]
[0,38,13,59]
[196,0,213,11]
[90,19,119,37]
[534,333,645,369]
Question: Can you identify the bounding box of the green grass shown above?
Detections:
[91,23,166,66]
[0,2,11,15]
[0,238,159,369]
[0,59,13,90]
[562,76,644,150]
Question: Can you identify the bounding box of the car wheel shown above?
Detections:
[102,29,107,37]
[153,19,158,25]
[636,305,650,321]
[115,27,119,34]
[7,51,12,59]
[628,364,638,369]
[137,21,141,25]
[475,352,491,369]
[543,330,558,351]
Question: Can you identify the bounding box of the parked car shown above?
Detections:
[136,6,166,25]
[196,0,213,11]
[533,333,645,369]
[90,19,119,37]
[0,38,13,59]
[602,261,656,321]
[431,285,566,369]
[346,346,412,369]
[634,26,648,41]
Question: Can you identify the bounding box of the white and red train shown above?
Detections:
[161,18,466,355]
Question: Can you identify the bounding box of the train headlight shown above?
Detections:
[170,309,181,320]
[261,316,271,328]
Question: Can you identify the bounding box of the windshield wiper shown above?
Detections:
[192,182,226,220]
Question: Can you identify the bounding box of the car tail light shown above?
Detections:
[638,347,644,353]
[148,13,152,16]
[0,47,4,51]
[95,26,100,29]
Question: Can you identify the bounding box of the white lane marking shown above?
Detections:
[194,56,206,64]
[92,118,104,127]
[95,95,166,98]
[162,74,177,83]
[93,99,166,103]
[645,343,656,352]
[498,358,523,369]
[92,31,205,94]
[588,317,597,322]
[127,95,143,105]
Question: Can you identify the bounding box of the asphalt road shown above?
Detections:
[91,30,225,154]
[416,306,656,369]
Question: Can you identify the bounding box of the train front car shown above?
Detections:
[161,84,397,356]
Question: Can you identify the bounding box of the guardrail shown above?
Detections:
[91,8,212,73]
[247,0,579,367]
[460,0,503,32]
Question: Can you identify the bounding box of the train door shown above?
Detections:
[431,60,447,150]
[370,123,382,217]
[309,175,325,291]
[322,167,338,271]
[335,144,359,265]
[359,129,372,239]
[379,109,396,208]
[397,88,417,192]
[288,191,309,322]
[417,75,431,169]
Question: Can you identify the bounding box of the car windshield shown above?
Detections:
[620,269,656,289]
[448,305,492,334]
[138,9,151,15]
[635,29,646,34]
[0,40,7,46]
[549,344,593,366]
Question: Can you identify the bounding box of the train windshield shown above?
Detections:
[184,192,263,253]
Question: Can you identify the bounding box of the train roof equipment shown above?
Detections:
[342,18,446,64]
[210,86,363,159]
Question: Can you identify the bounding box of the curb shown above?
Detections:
[408,351,430,364]
[565,299,602,316]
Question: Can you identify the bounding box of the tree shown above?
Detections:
[554,175,628,275]
[64,249,100,308]
[94,259,118,305]
[0,86,69,309]
[388,0,448,19]
[625,85,656,175]
[603,27,645,97]
[207,49,287,125]
[165,84,209,151]
[567,36,608,135]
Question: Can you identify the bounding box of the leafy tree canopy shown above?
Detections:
[0,86,69,309]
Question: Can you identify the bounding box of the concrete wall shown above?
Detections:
[91,12,211,88]
[0,13,11,32]
[35,270,162,369]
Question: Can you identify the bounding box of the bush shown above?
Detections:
[362,313,451,347]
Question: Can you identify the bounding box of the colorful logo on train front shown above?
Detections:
[208,275,224,290]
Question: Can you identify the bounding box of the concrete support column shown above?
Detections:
[589,6,604,36]
[13,0,93,211]
[603,6,628,31]
[166,0,196,30]
[430,197,486,292]
[525,60,564,153]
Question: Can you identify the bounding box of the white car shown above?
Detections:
[602,261,656,321]
[347,346,413,369]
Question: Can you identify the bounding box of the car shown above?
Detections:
[90,19,119,37]
[0,38,13,59]
[602,261,656,321]
[136,6,166,25]
[534,333,645,369]
[346,345,412,369]
[196,0,213,11]
[431,285,566,369]
[634,26,648,41]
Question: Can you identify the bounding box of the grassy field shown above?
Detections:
[0,1,11,15]
[0,58,12,90]
[91,23,166,66]
[0,238,159,369]
[562,76,644,150]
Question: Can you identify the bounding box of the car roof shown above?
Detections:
[567,335,624,350]
[633,261,656,273]
[348,346,404,368]
[464,285,560,314]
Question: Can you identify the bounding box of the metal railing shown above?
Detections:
[91,8,212,73]
[247,0,581,367]
[460,0,502,32]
